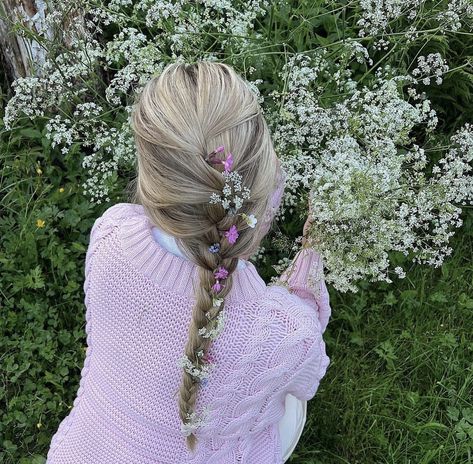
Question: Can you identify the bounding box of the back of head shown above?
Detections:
[129,61,280,452]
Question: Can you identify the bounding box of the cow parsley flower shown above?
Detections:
[181,405,211,437]
[177,354,213,380]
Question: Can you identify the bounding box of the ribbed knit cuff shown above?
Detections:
[280,247,321,288]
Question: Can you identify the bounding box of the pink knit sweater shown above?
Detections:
[46,202,331,464]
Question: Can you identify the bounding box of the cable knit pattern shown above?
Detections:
[46,202,331,464]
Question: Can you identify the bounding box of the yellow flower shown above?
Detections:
[36,167,42,175]
[59,187,65,193]
[36,422,42,429]
[36,219,45,228]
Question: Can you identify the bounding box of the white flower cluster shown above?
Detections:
[271,257,292,275]
[181,405,211,437]
[249,245,267,264]
[434,122,473,207]
[267,51,473,292]
[177,354,213,381]
[198,310,226,340]
[356,0,423,37]
[305,122,473,292]
[411,53,450,86]
[209,171,251,214]
[356,0,473,40]
[436,0,473,33]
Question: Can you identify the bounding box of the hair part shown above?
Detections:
[128,60,279,452]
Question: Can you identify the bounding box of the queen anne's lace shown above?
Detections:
[209,170,251,215]
[198,310,226,339]
[180,406,212,437]
[176,354,213,380]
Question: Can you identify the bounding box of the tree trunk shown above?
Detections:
[0,0,50,82]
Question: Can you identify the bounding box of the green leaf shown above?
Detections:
[25,266,45,289]
[446,406,459,422]
[19,128,43,140]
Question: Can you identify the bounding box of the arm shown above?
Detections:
[270,252,332,402]
[277,247,331,334]
[83,203,132,297]
[267,290,331,403]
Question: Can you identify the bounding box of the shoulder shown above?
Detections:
[96,202,144,225]
[88,202,144,237]
[84,203,144,292]
[84,203,144,277]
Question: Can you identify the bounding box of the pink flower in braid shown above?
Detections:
[224,225,239,244]
[214,266,229,280]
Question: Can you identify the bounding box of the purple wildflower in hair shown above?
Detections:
[208,243,220,253]
[224,224,239,244]
[205,145,225,166]
[214,266,229,280]
[202,352,214,364]
[211,280,224,293]
[206,153,222,166]
[222,152,233,173]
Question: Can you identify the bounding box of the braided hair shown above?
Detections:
[128,61,280,452]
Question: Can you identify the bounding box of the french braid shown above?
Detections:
[129,60,280,453]
[175,222,241,451]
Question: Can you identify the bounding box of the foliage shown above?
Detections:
[0,112,126,463]
[1,1,473,463]
[2,0,473,291]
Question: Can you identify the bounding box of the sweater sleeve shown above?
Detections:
[278,247,331,334]
[83,203,134,297]
[283,324,330,402]
[265,288,331,404]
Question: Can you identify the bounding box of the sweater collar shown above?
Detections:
[150,224,248,271]
[118,203,267,304]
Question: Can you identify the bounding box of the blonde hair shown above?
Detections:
[128,61,279,452]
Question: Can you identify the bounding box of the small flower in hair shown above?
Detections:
[224,224,239,244]
[204,145,225,166]
[208,243,220,253]
[214,266,229,280]
[177,354,213,380]
[201,352,214,364]
[199,310,226,338]
[209,170,250,215]
[241,213,258,228]
[212,297,224,308]
[205,145,226,166]
[211,280,224,293]
[223,152,233,173]
[181,406,211,437]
